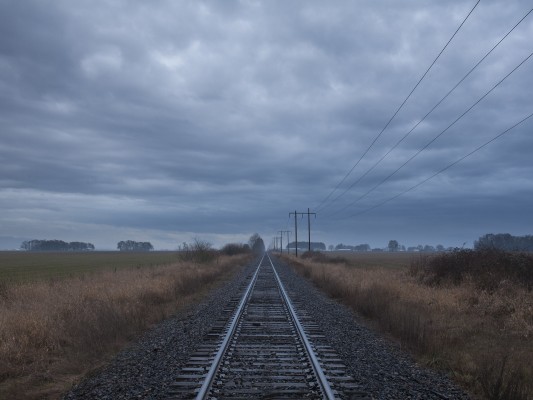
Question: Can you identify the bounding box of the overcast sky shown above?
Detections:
[1,0,532,250]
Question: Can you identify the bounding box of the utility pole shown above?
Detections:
[307,208,317,252]
[289,211,301,257]
[276,236,282,253]
[290,210,317,256]
[278,230,291,254]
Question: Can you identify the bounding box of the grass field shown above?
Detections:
[321,250,415,269]
[285,251,533,400]
[0,251,182,283]
[0,251,251,399]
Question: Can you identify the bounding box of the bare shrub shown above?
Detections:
[410,249,533,291]
[179,239,219,263]
[220,243,250,256]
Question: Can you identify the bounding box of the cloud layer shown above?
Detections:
[1,0,532,249]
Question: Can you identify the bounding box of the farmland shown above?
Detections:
[0,251,251,399]
[0,251,182,283]
[322,250,415,269]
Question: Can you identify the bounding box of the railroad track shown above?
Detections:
[167,253,363,399]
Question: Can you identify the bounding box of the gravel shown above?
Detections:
[65,255,469,399]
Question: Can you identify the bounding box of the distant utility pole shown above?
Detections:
[274,236,282,252]
[289,209,316,257]
[289,211,302,257]
[278,230,291,254]
[306,208,317,252]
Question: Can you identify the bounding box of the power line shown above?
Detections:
[327,49,533,217]
[283,214,291,231]
[314,0,481,212]
[344,111,533,218]
[318,7,533,214]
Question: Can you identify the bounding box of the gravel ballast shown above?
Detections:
[65,254,469,399]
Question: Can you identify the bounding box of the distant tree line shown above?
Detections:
[329,241,450,253]
[334,243,371,252]
[249,233,266,254]
[21,240,95,251]
[117,240,153,251]
[220,242,250,255]
[178,237,254,263]
[287,241,326,251]
[406,244,447,252]
[475,233,533,252]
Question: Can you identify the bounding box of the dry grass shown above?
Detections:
[0,254,250,399]
[320,250,415,269]
[283,252,533,400]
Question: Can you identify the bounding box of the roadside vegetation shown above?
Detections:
[0,247,252,399]
[283,250,532,400]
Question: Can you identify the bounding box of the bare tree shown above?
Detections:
[388,240,399,252]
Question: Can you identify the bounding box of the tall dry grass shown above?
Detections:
[0,254,249,399]
[284,253,532,400]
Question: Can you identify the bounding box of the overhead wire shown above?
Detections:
[325,48,533,217]
[319,7,533,214]
[314,0,482,212]
[344,111,533,218]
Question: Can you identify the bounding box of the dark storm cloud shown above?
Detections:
[1,0,532,249]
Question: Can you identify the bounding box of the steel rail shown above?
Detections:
[195,254,264,400]
[266,252,337,400]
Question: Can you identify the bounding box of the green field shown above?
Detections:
[0,251,182,283]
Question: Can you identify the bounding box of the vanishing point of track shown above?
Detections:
[166,253,362,399]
